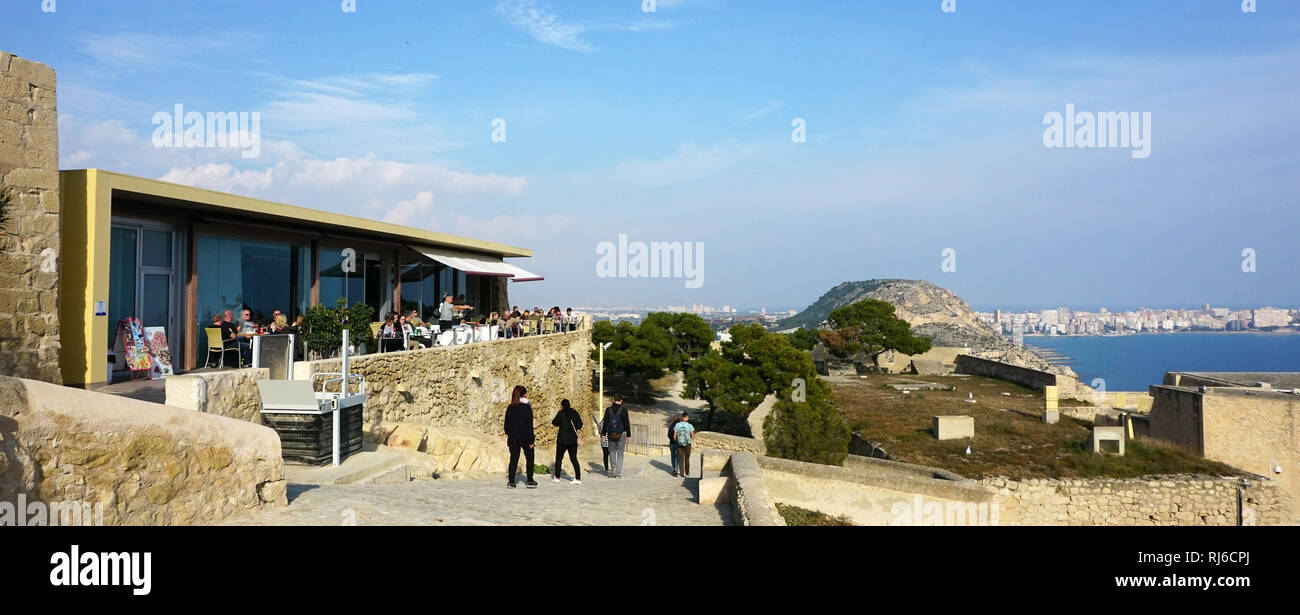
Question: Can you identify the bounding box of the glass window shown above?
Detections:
[141,273,170,329]
[318,248,364,309]
[421,265,439,322]
[294,245,311,319]
[141,229,172,268]
[197,236,298,355]
[364,257,383,317]
[108,227,138,345]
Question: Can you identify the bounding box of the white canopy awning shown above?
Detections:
[412,246,544,282]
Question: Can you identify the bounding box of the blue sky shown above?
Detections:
[4,0,1299,311]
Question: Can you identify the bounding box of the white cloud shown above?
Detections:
[496,0,596,53]
[743,100,783,121]
[73,32,248,73]
[495,0,676,53]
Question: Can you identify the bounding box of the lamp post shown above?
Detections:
[597,341,613,424]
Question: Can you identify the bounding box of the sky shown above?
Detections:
[4,0,1299,312]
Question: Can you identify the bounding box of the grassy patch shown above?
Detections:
[776,503,855,527]
[831,374,1242,480]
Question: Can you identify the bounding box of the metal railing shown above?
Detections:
[628,414,672,457]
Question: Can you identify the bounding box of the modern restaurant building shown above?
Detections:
[59,169,542,386]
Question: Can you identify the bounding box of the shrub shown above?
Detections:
[763,395,850,466]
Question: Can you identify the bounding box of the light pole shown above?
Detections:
[597,341,612,424]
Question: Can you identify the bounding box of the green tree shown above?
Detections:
[641,312,714,371]
[591,320,670,403]
[763,395,850,466]
[344,301,375,350]
[784,327,820,351]
[684,323,831,434]
[821,299,931,367]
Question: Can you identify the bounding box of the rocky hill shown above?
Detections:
[781,279,1067,375]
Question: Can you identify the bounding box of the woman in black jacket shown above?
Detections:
[550,399,583,484]
[503,385,537,489]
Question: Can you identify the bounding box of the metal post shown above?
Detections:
[336,328,348,468]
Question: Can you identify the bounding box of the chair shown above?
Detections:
[520,320,534,337]
[204,328,239,368]
[542,317,554,334]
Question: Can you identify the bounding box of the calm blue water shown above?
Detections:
[1025,333,1300,391]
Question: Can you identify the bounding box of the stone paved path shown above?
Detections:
[225,453,733,526]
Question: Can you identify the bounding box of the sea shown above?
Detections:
[1024,332,1300,391]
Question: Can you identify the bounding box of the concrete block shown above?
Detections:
[1043,410,1060,424]
[701,451,730,472]
[1090,426,1126,455]
[933,415,974,440]
[698,476,729,505]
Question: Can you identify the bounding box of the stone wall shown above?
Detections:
[0,52,60,384]
[954,354,1090,400]
[165,367,269,423]
[294,330,594,446]
[1200,389,1299,513]
[983,475,1291,526]
[760,455,996,526]
[693,430,766,455]
[725,452,784,526]
[1146,386,1204,453]
[0,376,286,525]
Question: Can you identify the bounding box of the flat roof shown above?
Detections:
[1175,372,1300,389]
[62,169,533,258]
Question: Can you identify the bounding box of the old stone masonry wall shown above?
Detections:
[0,377,286,526]
[0,52,61,384]
[984,476,1291,526]
[296,330,595,445]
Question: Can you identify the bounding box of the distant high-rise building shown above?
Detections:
[1253,308,1292,328]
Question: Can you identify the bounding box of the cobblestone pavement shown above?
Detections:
[225,453,734,526]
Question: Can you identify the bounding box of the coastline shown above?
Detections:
[1024,329,1299,339]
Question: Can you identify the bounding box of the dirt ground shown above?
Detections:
[829,373,1240,480]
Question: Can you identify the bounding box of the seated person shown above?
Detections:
[401,314,429,350]
[236,308,257,364]
[407,309,424,329]
[211,313,240,364]
[565,308,576,331]
[379,313,403,352]
[269,310,289,334]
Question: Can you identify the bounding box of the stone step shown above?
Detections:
[284,449,410,486]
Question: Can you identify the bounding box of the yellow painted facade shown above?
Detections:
[58,169,532,386]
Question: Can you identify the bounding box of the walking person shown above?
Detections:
[550,399,583,484]
[667,413,683,477]
[504,385,537,489]
[600,425,610,473]
[674,412,696,478]
[600,394,631,478]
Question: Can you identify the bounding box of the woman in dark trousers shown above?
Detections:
[503,385,537,489]
[550,399,583,484]
[667,413,683,477]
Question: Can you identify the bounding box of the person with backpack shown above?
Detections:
[550,399,583,484]
[667,413,683,477]
[503,385,538,489]
[600,394,631,478]
[600,423,610,473]
[674,411,696,477]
